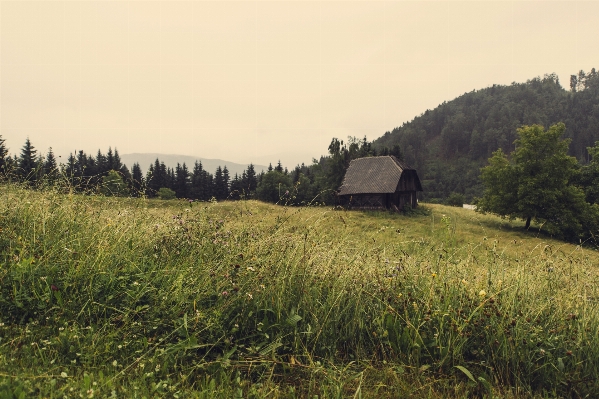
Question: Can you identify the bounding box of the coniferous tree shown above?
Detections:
[145,164,157,197]
[223,166,230,198]
[245,164,258,193]
[113,148,123,171]
[0,135,9,175]
[166,167,176,190]
[213,166,225,200]
[106,147,114,172]
[190,161,204,200]
[229,173,242,199]
[44,148,58,181]
[174,163,189,198]
[131,162,144,197]
[96,150,107,175]
[18,138,39,181]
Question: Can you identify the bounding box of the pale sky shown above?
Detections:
[1,1,598,168]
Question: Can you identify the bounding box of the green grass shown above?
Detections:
[1,184,598,398]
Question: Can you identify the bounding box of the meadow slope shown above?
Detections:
[1,185,598,398]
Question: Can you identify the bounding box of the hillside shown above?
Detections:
[120,153,269,177]
[373,70,599,202]
[1,184,598,397]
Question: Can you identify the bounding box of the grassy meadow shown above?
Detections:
[1,184,598,398]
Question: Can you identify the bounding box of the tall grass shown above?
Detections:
[1,183,598,398]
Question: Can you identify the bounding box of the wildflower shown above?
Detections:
[112,360,118,367]
[60,372,68,378]
[221,291,229,296]
[479,290,486,297]
[461,279,468,285]
[431,273,437,278]
[246,292,253,300]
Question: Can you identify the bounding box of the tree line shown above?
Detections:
[0,134,402,205]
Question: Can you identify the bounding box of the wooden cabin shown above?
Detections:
[337,156,423,211]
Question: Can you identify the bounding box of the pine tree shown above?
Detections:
[275,160,283,173]
[0,135,9,175]
[145,164,156,197]
[106,147,114,172]
[18,138,39,181]
[223,166,230,198]
[44,148,58,181]
[113,148,123,171]
[245,164,257,193]
[214,166,225,200]
[190,161,204,200]
[131,162,144,197]
[229,173,242,199]
[96,150,107,175]
[174,163,189,198]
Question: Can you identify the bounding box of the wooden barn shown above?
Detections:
[337,156,423,211]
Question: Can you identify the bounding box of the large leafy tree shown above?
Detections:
[479,123,597,238]
[100,170,130,197]
[255,170,293,203]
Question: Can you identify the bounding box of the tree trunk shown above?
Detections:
[525,216,531,230]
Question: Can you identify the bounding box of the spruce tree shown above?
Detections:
[18,138,39,181]
[106,147,114,172]
[275,160,283,173]
[145,164,157,197]
[96,150,107,175]
[245,164,257,193]
[131,163,144,197]
[214,166,225,200]
[113,148,123,171]
[0,135,8,174]
[174,163,189,198]
[223,166,230,198]
[44,148,58,181]
[190,161,204,200]
[229,173,242,199]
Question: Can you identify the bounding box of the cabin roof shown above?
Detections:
[338,156,421,195]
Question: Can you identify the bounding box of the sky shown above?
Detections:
[1,1,599,169]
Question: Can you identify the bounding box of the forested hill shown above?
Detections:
[373,69,599,202]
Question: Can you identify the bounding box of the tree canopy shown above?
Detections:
[478,123,599,239]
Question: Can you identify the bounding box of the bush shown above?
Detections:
[157,187,176,200]
[445,192,464,207]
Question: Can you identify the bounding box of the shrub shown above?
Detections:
[157,187,176,200]
[445,192,464,207]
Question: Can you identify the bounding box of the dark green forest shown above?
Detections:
[374,69,599,202]
[2,68,599,208]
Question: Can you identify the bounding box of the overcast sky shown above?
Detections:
[2,1,599,168]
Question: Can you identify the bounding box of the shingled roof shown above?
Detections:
[338,156,421,195]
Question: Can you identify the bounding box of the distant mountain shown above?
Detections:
[372,70,599,202]
[120,153,269,177]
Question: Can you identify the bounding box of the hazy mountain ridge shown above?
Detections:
[120,153,269,177]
